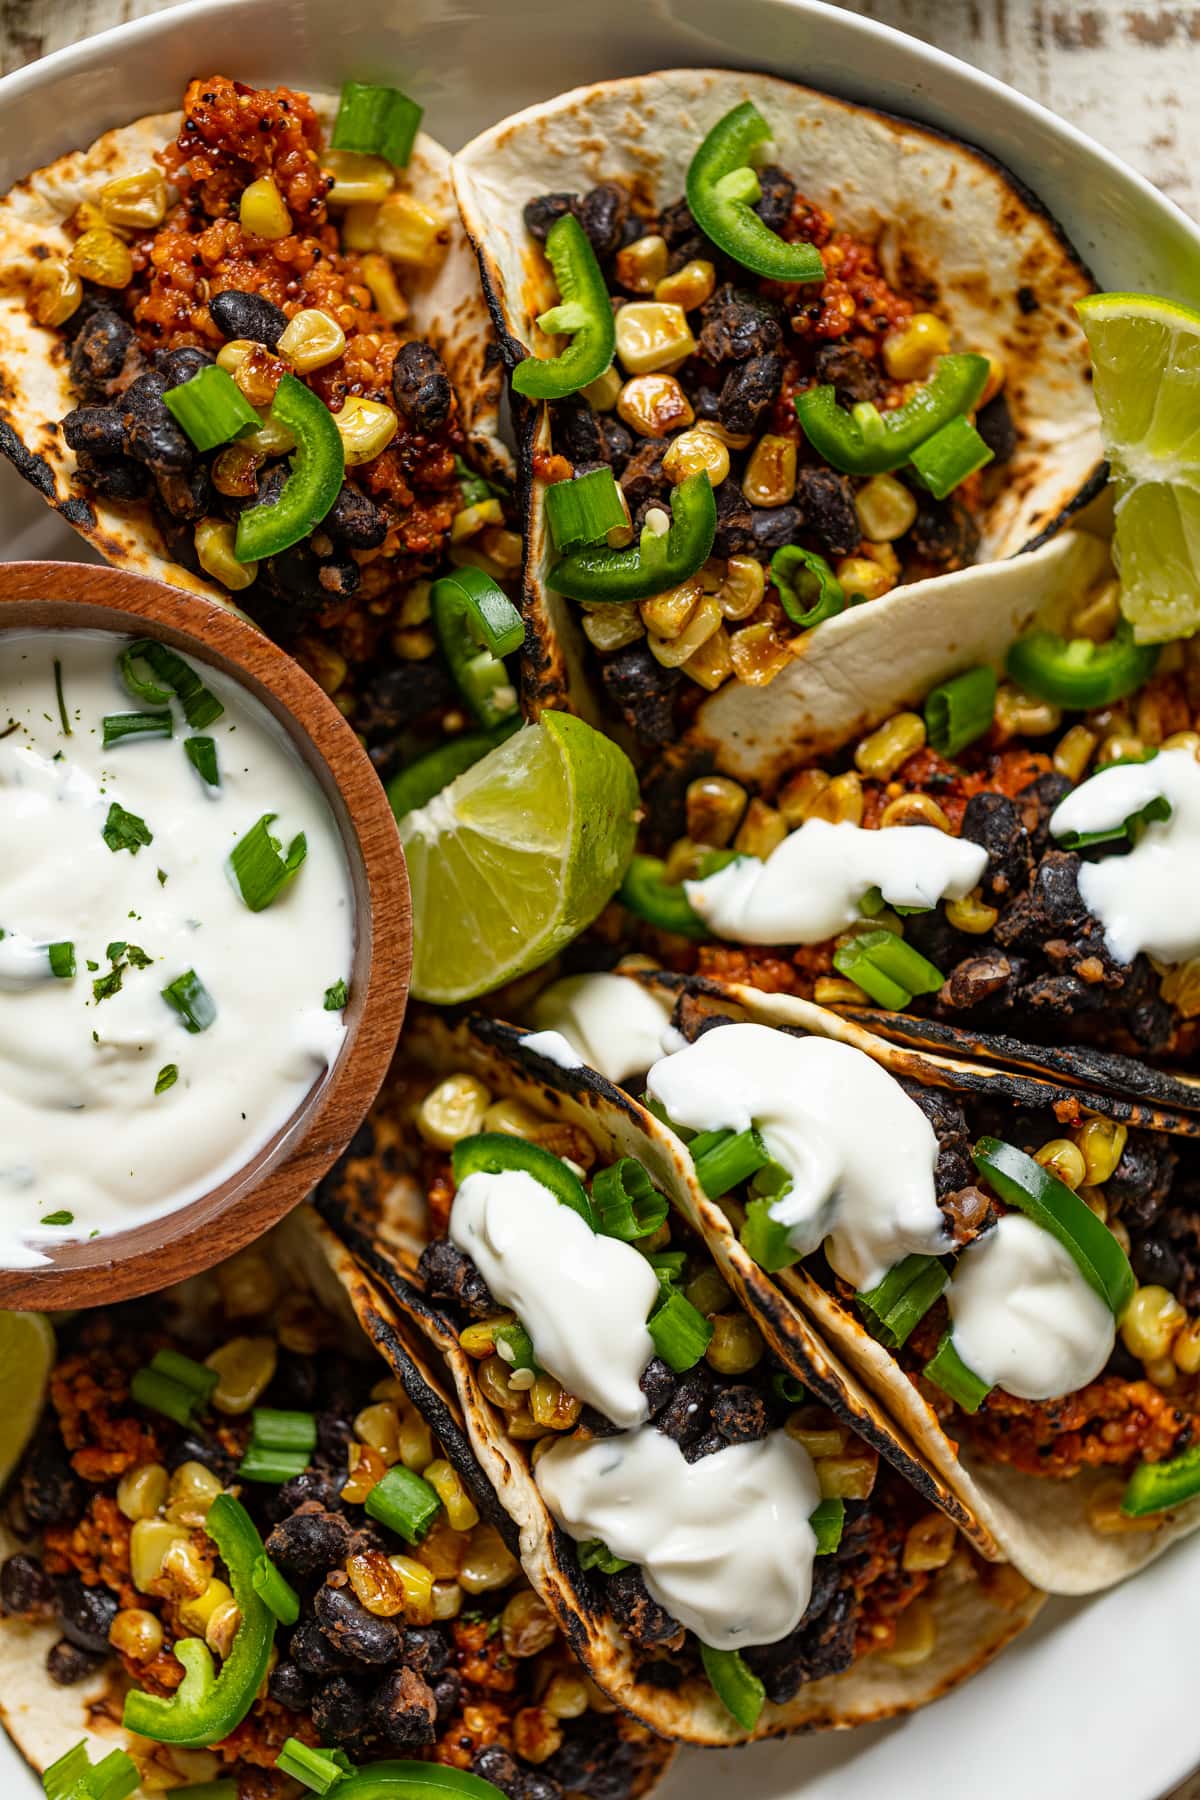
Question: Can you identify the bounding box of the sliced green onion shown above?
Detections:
[1055,793,1172,852]
[103,710,173,748]
[647,1249,688,1289]
[48,941,75,979]
[856,1254,948,1350]
[575,1538,630,1574]
[40,1211,74,1227]
[771,1372,807,1406]
[647,1288,713,1373]
[130,1368,199,1428]
[43,1740,139,1800]
[102,802,153,855]
[452,1133,594,1229]
[276,1740,354,1795]
[494,1319,538,1373]
[229,813,308,912]
[699,1644,765,1732]
[690,1126,771,1200]
[544,469,629,554]
[331,80,423,168]
[770,544,846,628]
[119,640,224,730]
[249,1408,317,1452]
[809,1496,845,1555]
[924,666,997,758]
[155,1063,178,1095]
[922,1328,991,1412]
[591,1158,669,1241]
[324,978,349,1011]
[365,1464,442,1544]
[162,969,216,1034]
[833,928,944,1010]
[1121,1442,1200,1518]
[740,1196,802,1274]
[164,364,260,452]
[909,414,994,499]
[152,1349,218,1399]
[53,658,71,736]
[972,1137,1135,1316]
[185,735,220,787]
[237,1448,310,1485]
[251,1553,300,1624]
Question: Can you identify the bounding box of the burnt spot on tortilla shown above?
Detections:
[0,416,57,497]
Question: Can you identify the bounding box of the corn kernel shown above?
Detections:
[718,555,766,621]
[244,408,296,456]
[1163,731,1200,757]
[705,1312,764,1374]
[459,1523,521,1594]
[1032,1139,1086,1192]
[815,1452,877,1499]
[814,976,870,1005]
[341,202,381,251]
[117,1461,169,1522]
[1053,723,1098,783]
[944,889,999,934]
[458,1321,501,1366]
[614,234,669,293]
[685,775,748,849]
[1174,1317,1200,1375]
[1074,1118,1127,1187]
[1147,1356,1179,1388]
[582,604,645,652]
[579,366,622,411]
[777,768,829,825]
[276,307,346,373]
[417,1519,467,1580]
[355,1401,402,1464]
[333,396,399,467]
[507,1408,551,1441]
[733,797,787,860]
[99,167,168,229]
[159,1537,213,1601]
[479,527,523,576]
[417,1072,491,1149]
[883,312,952,381]
[205,1335,277,1414]
[297,637,347,697]
[343,1442,388,1504]
[179,1577,234,1636]
[640,577,701,639]
[398,1408,436,1472]
[478,1354,525,1411]
[879,1596,937,1666]
[978,354,1006,407]
[855,712,926,780]
[654,258,716,310]
[742,434,797,507]
[424,1458,481,1531]
[502,1588,557,1658]
[855,473,918,542]
[682,625,734,691]
[451,498,505,542]
[165,1460,223,1526]
[785,1409,848,1458]
[394,627,437,661]
[617,372,694,438]
[1070,579,1121,643]
[129,1520,190,1594]
[648,595,723,669]
[662,427,730,488]
[993,685,1062,740]
[662,837,708,883]
[544,1674,590,1720]
[514,1706,564,1764]
[806,770,864,826]
[729,619,790,686]
[277,1292,323,1355]
[901,1512,957,1573]
[358,252,409,324]
[375,192,451,267]
[206,1598,242,1660]
[615,303,697,376]
[323,149,395,206]
[529,1375,583,1431]
[214,339,285,406]
[1097,733,1146,767]
[1120,1285,1187,1363]
[69,228,133,288]
[1110,1218,1131,1255]
[348,1549,407,1616]
[1160,958,1200,1019]
[239,176,292,241]
[432,1580,463,1620]
[109,1607,164,1661]
[388,1555,436,1624]
[879,792,951,831]
[836,554,896,604]
[27,259,82,327]
[194,518,258,592]
[1087,1477,1162,1535]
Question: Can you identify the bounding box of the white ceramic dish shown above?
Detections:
[2,1,1199,1795]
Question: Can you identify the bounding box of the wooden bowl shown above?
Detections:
[0,562,412,1309]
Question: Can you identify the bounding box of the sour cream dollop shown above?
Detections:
[528,973,677,1084]
[535,1425,821,1649]
[0,630,352,1267]
[946,1213,1115,1400]
[646,1022,948,1290]
[1049,747,1200,965]
[449,1167,659,1427]
[683,819,987,945]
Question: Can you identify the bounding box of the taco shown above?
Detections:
[0,74,518,772]
[451,67,1103,748]
[0,1207,675,1799]
[317,1010,1043,1749]
[576,973,1200,1596]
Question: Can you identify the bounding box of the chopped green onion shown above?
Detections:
[699,1644,765,1732]
[40,1211,74,1227]
[647,1287,713,1373]
[591,1157,669,1241]
[924,666,998,758]
[365,1464,442,1544]
[119,639,224,730]
[324,978,349,1011]
[152,1349,218,1399]
[690,1126,771,1200]
[771,1372,807,1405]
[53,659,71,736]
[251,1553,300,1624]
[856,1254,948,1350]
[833,928,944,1010]
[647,1249,688,1289]
[185,735,220,787]
[972,1137,1135,1316]
[809,1496,845,1555]
[47,941,75,979]
[102,802,153,854]
[249,1408,317,1452]
[331,80,424,168]
[229,813,308,912]
[103,710,173,748]
[909,414,994,499]
[276,1739,353,1795]
[740,1196,802,1274]
[42,1740,139,1800]
[130,1368,199,1428]
[1055,793,1172,852]
[155,1063,178,1095]
[164,364,261,452]
[575,1538,630,1574]
[237,1449,310,1485]
[162,969,216,1034]
[922,1328,991,1412]
[494,1319,538,1373]
[770,544,846,628]
[544,468,629,554]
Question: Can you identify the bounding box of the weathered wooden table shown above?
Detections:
[1,0,1197,1792]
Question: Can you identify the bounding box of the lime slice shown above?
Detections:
[399,711,638,1005]
[1077,292,1200,642]
[0,1311,54,1488]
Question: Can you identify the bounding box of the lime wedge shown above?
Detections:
[399,711,639,1004]
[1077,292,1200,641]
[0,1311,54,1489]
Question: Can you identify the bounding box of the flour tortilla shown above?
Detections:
[0,95,509,601]
[321,1009,1043,1747]
[451,67,1104,748]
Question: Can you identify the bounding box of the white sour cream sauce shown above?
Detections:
[528,973,677,1083]
[0,630,353,1267]
[946,1213,1115,1400]
[536,1426,821,1650]
[683,818,988,945]
[1049,747,1200,965]
[647,1022,948,1290]
[449,1167,660,1427]
[519,1029,584,1070]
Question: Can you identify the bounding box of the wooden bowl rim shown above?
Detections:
[0,561,411,1308]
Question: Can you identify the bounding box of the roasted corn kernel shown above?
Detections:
[640,577,702,639]
[732,797,786,860]
[705,1312,764,1374]
[206,1598,242,1660]
[165,1460,223,1526]
[814,976,870,1005]
[424,1459,480,1531]
[855,712,925,780]
[729,619,790,686]
[276,307,346,372]
[1074,1118,1127,1186]
[459,1523,521,1594]
[685,775,748,849]
[478,1354,525,1412]
[648,595,723,669]
[100,168,168,229]
[615,234,670,293]
[836,554,896,604]
[880,1596,937,1666]
[717,554,766,621]
[417,1073,491,1148]
[682,625,734,691]
[514,1706,564,1764]
[1053,723,1098,783]
[617,372,694,438]
[323,150,395,206]
[179,1577,235,1636]
[341,202,381,251]
[742,434,797,507]
[854,473,918,542]
[159,1537,214,1601]
[459,1318,504,1358]
[69,227,133,288]
[360,252,409,323]
[1174,1317,1200,1375]
[432,1580,463,1620]
[354,1401,402,1465]
[654,258,716,311]
[239,176,292,240]
[815,1452,877,1500]
[662,427,730,488]
[205,1335,277,1414]
[388,1555,436,1624]
[117,1461,169,1523]
[27,259,82,327]
[544,1674,590,1720]
[342,1443,388,1504]
[883,312,951,381]
[1070,579,1121,643]
[1120,1285,1187,1363]
[582,603,645,652]
[194,518,258,592]
[109,1607,164,1661]
[806,769,864,826]
[581,366,623,411]
[348,1549,407,1617]
[212,438,264,498]
[942,888,999,935]
[785,1410,848,1458]
[502,1589,557,1658]
[615,303,697,376]
[375,192,451,266]
[129,1521,191,1593]
[1098,733,1146,767]
[994,685,1062,739]
[417,1519,467,1580]
[529,1375,583,1432]
[777,768,830,825]
[879,793,950,831]
[902,1513,958,1573]
[334,396,399,467]
[451,498,505,542]
[1032,1139,1087,1192]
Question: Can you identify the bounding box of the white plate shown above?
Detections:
[2,2,1199,1796]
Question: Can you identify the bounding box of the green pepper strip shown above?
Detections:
[1122,1442,1200,1517]
[685,102,824,285]
[123,1494,274,1746]
[1005,621,1160,710]
[322,1763,517,1800]
[795,353,990,476]
[386,719,520,822]
[235,374,345,563]
[451,1131,594,1228]
[971,1137,1135,1316]
[431,566,524,729]
[699,1643,766,1732]
[770,545,846,628]
[511,213,616,401]
[549,471,717,604]
[618,854,707,938]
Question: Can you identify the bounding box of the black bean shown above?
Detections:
[354,658,455,743]
[73,452,150,502]
[315,1581,405,1665]
[209,288,287,350]
[976,392,1018,465]
[711,1385,768,1443]
[752,164,796,232]
[269,542,360,610]
[69,309,134,400]
[62,406,128,459]
[547,1718,635,1800]
[473,1746,524,1798]
[311,1673,370,1747]
[392,339,453,434]
[908,494,980,569]
[794,466,861,558]
[598,417,633,467]
[748,503,805,554]
[122,374,194,475]
[290,1618,351,1674]
[431,1669,462,1726]
[605,1566,680,1647]
[1108,1135,1179,1233]
[716,352,782,435]
[401,1625,450,1678]
[1131,1235,1182,1292]
[154,464,211,521]
[553,396,609,468]
[268,1658,312,1709]
[523,194,579,244]
[656,1367,713,1447]
[638,1358,677,1419]
[55,1574,117,1652]
[599,641,679,746]
[699,285,782,363]
[812,344,880,408]
[578,183,628,260]
[46,1639,104,1686]
[327,482,388,549]
[961,792,1033,908]
[943,951,1018,1010]
[520,1773,565,1800]
[267,1506,354,1579]
[618,438,670,511]
[658,196,702,254]
[371,1666,437,1747]
[168,1433,238,1482]
[156,346,215,386]
[417,1239,497,1318]
[0,1553,55,1616]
